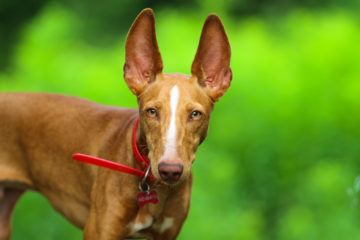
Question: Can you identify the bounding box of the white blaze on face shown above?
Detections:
[160,85,179,162]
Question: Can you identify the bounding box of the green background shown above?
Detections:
[1,0,360,239]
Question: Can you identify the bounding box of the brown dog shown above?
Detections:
[0,8,231,239]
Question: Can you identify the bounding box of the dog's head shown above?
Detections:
[124,9,231,185]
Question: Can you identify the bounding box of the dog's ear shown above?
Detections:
[124,8,163,96]
[191,14,232,102]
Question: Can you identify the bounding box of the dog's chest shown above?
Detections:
[127,209,174,238]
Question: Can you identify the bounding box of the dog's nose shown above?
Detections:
[158,162,183,183]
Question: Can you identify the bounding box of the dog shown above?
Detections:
[0,8,231,239]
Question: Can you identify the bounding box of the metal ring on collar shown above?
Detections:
[138,166,151,194]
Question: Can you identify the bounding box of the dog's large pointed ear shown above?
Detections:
[191,15,232,102]
[123,8,163,96]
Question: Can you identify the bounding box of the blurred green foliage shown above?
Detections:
[1,0,360,239]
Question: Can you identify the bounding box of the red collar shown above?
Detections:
[131,118,150,169]
[73,118,158,183]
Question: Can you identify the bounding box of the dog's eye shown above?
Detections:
[190,110,202,120]
[146,108,158,118]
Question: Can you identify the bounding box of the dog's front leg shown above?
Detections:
[83,173,138,240]
[83,203,137,240]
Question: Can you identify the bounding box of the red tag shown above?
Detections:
[137,190,159,206]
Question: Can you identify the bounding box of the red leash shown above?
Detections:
[73,118,158,184]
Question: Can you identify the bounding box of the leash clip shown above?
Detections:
[138,165,151,194]
[137,165,159,206]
